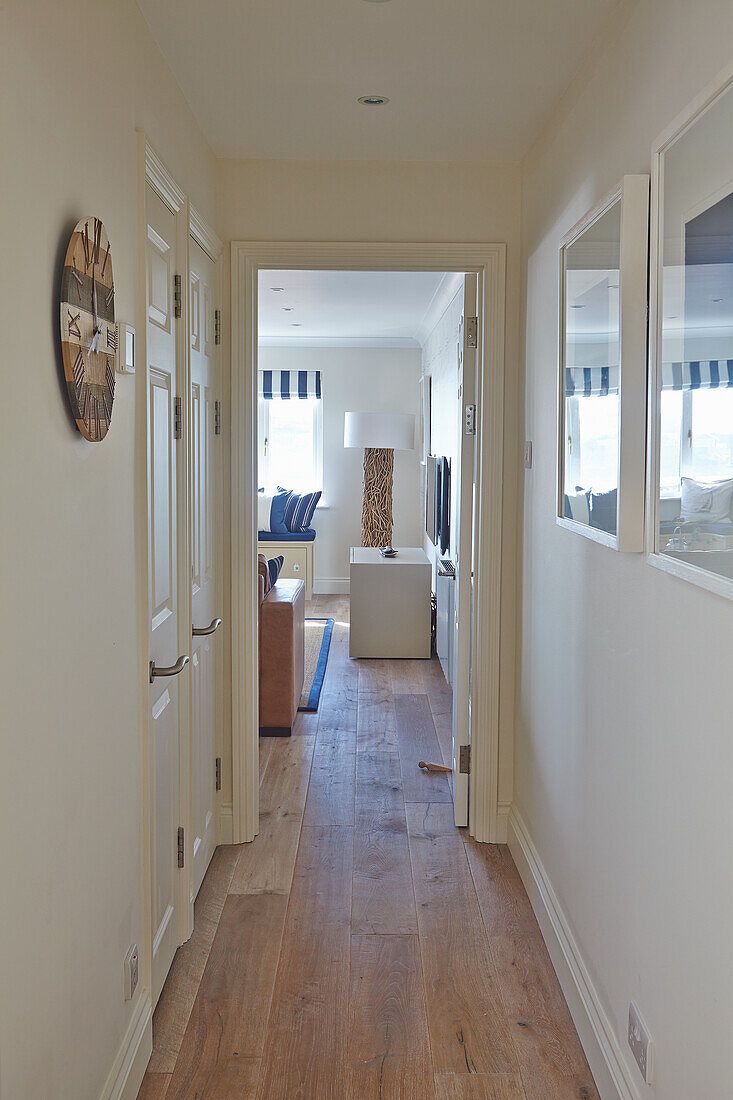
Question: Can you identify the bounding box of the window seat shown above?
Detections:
[258,529,316,543]
[257,530,316,597]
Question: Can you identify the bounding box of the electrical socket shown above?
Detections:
[124,944,139,1002]
[628,1001,653,1084]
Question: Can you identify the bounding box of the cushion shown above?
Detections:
[258,529,316,543]
[279,486,322,532]
[257,488,292,534]
[589,488,617,535]
[268,555,284,588]
[564,489,590,525]
[680,476,733,524]
[257,552,271,595]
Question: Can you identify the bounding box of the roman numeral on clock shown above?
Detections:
[71,269,83,297]
[101,245,110,279]
[73,348,85,385]
[105,285,115,307]
[93,218,102,264]
[67,310,81,338]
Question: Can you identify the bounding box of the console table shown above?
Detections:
[349,547,432,658]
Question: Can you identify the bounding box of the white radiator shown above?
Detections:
[436,558,455,685]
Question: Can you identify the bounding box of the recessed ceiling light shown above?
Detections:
[270,287,284,292]
[569,304,584,309]
[358,95,390,106]
[291,323,302,327]
[282,307,294,312]
[712,297,724,303]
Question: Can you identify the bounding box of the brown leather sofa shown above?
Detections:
[258,554,305,736]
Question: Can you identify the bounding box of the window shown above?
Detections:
[565,394,620,494]
[258,397,323,494]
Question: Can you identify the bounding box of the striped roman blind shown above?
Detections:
[259,370,322,400]
[660,360,733,391]
[565,366,619,397]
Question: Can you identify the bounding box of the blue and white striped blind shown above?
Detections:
[259,370,322,400]
[565,366,619,397]
[660,360,733,391]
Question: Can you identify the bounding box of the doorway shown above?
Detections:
[230,243,506,845]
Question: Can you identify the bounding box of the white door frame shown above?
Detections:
[230,242,506,844]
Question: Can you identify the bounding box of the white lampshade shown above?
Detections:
[344,411,415,451]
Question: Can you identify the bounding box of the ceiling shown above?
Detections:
[136,0,620,162]
[257,269,461,346]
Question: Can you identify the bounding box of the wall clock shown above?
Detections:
[60,217,116,442]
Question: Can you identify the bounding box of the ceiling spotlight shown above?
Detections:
[358,95,390,106]
[569,304,585,309]
[712,297,724,303]
[270,287,284,292]
[291,323,302,327]
[282,307,294,312]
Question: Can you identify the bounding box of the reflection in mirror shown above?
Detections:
[562,200,621,536]
[656,81,733,582]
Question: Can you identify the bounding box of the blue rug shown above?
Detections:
[299,617,334,711]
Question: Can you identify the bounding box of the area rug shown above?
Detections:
[299,617,334,711]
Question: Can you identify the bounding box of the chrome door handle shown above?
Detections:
[149,655,189,683]
[438,570,455,578]
[192,617,222,637]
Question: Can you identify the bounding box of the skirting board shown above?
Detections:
[508,807,638,1100]
[98,991,152,1100]
[313,578,350,595]
[219,804,233,845]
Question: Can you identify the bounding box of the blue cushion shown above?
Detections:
[279,486,322,532]
[267,555,284,588]
[268,488,293,534]
[258,529,316,543]
[589,488,617,535]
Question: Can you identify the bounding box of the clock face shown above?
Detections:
[60,217,116,442]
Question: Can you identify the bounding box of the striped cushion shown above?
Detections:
[279,487,322,532]
[267,555,284,588]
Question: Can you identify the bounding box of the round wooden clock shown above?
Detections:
[60,216,116,442]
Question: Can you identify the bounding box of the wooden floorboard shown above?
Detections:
[347,934,434,1099]
[394,693,453,803]
[166,892,288,1100]
[140,595,597,1100]
[406,802,520,1077]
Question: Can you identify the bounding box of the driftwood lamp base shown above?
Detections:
[361,446,394,547]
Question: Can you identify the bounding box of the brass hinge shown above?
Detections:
[215,757,222,792]
[177,826,185,869]
[214,309,222,345]
[214,399,221,436]
[465,315,478,349]
[173,274,182,319]
[459,744,471,774]
[174,395,183,439]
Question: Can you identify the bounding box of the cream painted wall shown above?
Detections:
[518,3,733,1096]
[258,346,422,591]
[0,3,216,1097]
[218,157,521,809]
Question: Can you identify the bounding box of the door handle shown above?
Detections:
[192,617,222,637]
[149,655,189,683]
[438,570,455,578]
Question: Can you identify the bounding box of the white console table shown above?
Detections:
[349,547,432,658]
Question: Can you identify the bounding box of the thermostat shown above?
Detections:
[116,322,136,374]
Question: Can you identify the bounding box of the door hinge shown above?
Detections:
[173,274,182,319]
[215,757,222,792]
[464,403,476,436]
[459,744,471,774]
[174,395,183,439]
[466,315,478,348]
[214,309,222,345]
[177,826,185,868]
[214,399,221,436]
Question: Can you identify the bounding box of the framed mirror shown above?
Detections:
[648,67,733,596]
[557,176,649,550]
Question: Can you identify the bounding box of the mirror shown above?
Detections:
[653,78,733,586]
[558,177,648,550]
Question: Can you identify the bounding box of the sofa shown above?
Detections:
[258,553,305,736]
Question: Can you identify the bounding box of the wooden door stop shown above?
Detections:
[418,760,452,774]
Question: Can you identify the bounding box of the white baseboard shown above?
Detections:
[508,807,638,1100]
[313,578,350,595]
[99,990,152,1100]
[219,804,233,845]
[495,800,511,842]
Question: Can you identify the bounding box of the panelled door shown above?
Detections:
[189,234,221,899]
[146,181,187,1006]
[452,273,478,826]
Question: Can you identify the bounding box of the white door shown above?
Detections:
[189,235,220,899]
[452,273,478,826]
[146,182,187,1005]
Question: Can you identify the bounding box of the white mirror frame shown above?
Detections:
[647,62,733,600]
[557,175,649,551]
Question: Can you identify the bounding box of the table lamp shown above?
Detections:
[344,410,415,547]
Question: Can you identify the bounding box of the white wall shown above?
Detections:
[258,346,422,590]
[0,3,216,1097]
[518,3,733,1097]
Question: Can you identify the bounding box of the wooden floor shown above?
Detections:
[138,595,598,1100]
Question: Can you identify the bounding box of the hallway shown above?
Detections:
[138,597,597,1099]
